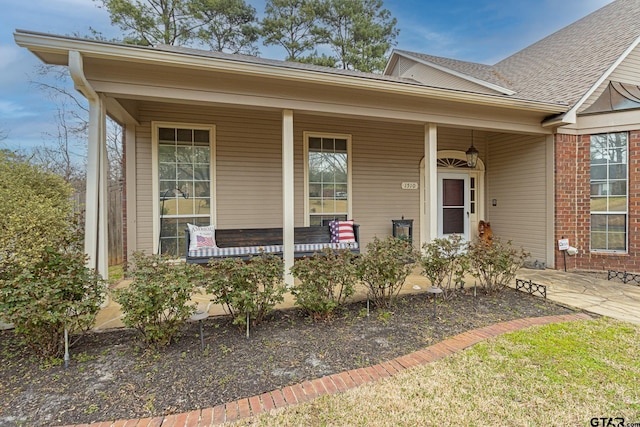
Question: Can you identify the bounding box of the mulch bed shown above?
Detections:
[0,287,578,426]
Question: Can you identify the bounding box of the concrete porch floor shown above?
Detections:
[94,267,640,330]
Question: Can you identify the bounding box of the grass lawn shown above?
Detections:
[236,317,640,426]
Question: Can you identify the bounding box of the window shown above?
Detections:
[305,134,351,226]
[590,132,627,252]
[154,124,214,256]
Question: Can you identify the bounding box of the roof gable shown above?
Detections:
[386,0,640,118]
[387,50,515,95]
[493,0,640,107]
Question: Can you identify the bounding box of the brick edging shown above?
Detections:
[61,313,592,427]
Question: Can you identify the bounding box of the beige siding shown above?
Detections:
[295,115,425,247]
[486,134,548,263]
[135,126,153,253]
[580,45,640,112]
[437,127,487,160]
[133,103,500,254]
[134,105,438,252]
[134,103,283,253]
[396,61,501,95]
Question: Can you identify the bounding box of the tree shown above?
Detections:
[261,0,322,61]
[30,64,123,191]
[98,0,260,53]
[96,0,197,45]
[191,0,260,55]
[314,0,398,73]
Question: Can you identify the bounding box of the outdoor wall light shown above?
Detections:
[466,130,479,168]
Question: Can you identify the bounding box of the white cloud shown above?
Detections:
[0,45,21,68]
[0,100,38,120]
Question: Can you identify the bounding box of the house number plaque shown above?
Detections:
[401,182,419,190]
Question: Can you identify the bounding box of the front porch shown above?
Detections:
[93,266,640,331]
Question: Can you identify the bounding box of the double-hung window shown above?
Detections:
[590,132,628,252]
[154,123,215,256]
[305,134,351,226]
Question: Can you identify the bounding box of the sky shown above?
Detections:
[1,0,613,153]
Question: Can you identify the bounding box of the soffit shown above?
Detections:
[84,57,554,133]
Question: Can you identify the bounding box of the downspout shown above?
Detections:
[68,50,109,281]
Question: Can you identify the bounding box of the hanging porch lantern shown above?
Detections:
[466,130,479,168]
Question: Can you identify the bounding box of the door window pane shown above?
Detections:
[443,208,464,234]
[443,179,464,206]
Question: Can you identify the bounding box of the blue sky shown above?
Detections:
[1,0,613,152]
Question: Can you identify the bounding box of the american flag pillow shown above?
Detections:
[329,220,356,243]
[188,223,217,251]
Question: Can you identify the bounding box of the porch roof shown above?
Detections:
[14,29,569,124]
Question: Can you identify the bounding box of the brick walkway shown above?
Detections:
[60,313,591,427]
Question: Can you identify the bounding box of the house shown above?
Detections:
[14,0,640,282]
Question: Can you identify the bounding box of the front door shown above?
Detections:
[437,172,470,241]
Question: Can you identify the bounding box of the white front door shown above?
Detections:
[437,172,470,241]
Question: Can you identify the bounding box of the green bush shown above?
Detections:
[0,246,104,358]
[0,151,74,270]
[290,248,357,320]
[205,254,285,328]
[114,252,198,347]
[467,238,529,293]
[420,235,469,297]
[356,237,419,308]
[0,153,105,358]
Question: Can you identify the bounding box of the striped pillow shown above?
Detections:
[329,220,356,243]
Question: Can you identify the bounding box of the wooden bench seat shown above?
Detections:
[185,224,360,263]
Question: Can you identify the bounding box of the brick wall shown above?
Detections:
[554,130,640,272]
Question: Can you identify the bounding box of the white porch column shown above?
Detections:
[545,134,555,269]
[70,49,108,281]
[282,109,295,286]
[84,96,108,279]
[125,125,137,256]
[422,123,438,246]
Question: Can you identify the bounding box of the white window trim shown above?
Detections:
[303,132,352,227]
[590,131,628,254]
[151,121,216,255]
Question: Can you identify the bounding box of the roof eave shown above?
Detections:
[14,30,566,115]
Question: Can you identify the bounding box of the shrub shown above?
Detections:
[290,248,357,320]
[0,247,105,358]
[205,254,285,328]
[356,237,419,308]
[420,235,469,297]
[0,153,105,358]
[114,252,198,347]
[0,151,74,270]
[467,238,529,293]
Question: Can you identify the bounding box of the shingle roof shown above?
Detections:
[494,0,640,106]
[398,0,640,107]
[154,44,422,86]
[393,50,515,91]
